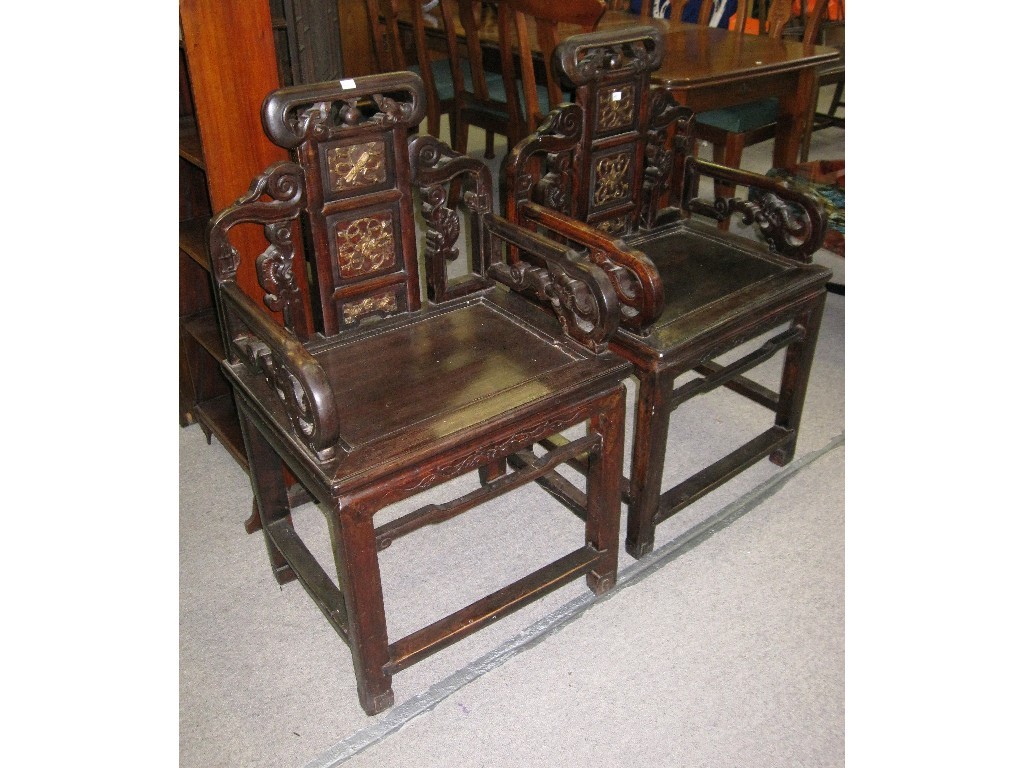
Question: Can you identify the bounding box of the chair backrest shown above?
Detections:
[504,0,607,133]
[439,0,525,141]
[250,74,429,337]
[800,0,832,47]
[365,0,451,129]
[506,25,684,239]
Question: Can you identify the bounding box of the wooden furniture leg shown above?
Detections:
[625,368,675,559]
[770,293,826,466]
[585,386,626,594]
[239,411,297,585]
[329,499,395,715]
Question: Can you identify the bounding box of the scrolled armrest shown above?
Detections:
[518,201,663,332]
[484,214,620,352]
[220,282,342,463]
[681,155,827,263]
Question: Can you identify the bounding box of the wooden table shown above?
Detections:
[405,6,839,170]
[593,11,840,169]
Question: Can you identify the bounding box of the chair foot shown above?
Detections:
[587,568,616,596]
[244,496,263,534]
[625,537,654,560]
[358,685,395,717]
[769,441,796,467]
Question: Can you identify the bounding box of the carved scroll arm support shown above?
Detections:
[220,282,342,464]
[517,201,664,332]
[502,104,584,217]
[680,154,828,263]
[484,214,620,353]
[409,134,495,303]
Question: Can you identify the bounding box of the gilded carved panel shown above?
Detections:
[342,293,399,324]
[593,151,633,207]
[327,141,387,192]
[334,211,397,279]
[595,216,629,237]
[597,85,635,133]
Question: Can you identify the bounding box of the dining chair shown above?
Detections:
[504,0,607,135]
[209,71,631,714]
[438,0,523,158]
[621,0,734,27]
[799,0,844,161]
[692,0,832,209]
[503,25,832,558]
[364,0,459,144]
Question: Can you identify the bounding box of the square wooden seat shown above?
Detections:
[503,26,832,558]
[209,72,630,715]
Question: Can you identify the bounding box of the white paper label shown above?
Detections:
[340,78,357,90]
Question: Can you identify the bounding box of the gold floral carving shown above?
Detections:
[342,293,399,324]
[593,152,632,206]
[595,216,628,236]
[597,86,635,132]
[335,212,396,278]
[327,141,386,191]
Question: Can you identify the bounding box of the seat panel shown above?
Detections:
[622,221,829,354]
[317,301,581,447]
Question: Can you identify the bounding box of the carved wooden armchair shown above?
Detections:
[208,72,630,715]
[503,26,832,558]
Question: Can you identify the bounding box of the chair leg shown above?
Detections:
[484,130,495,159]
[770,294,827,466]
[447,112,458,148]
[826,75,844,121]
[329,499,395,716]
[625,368,675,559]
[478,458,507,484]
[455,111,470,154]
[585,385,626,594]
[238,410,297,585]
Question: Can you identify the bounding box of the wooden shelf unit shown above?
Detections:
[178,0,289,461]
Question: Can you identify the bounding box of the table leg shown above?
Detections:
[773,68,816,169]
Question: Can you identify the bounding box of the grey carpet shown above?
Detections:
[180,104,845,767]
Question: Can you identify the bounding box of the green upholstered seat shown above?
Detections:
[409,59,505,103]
[516,82,552,120]
[695,97,780,133]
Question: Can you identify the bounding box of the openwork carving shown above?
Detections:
[597,85,635,132]
[335,212,397,278]
[593,152,633,207]
[595,216,629,237]
[557,27,665,87]
[422,185,461,265]
[589,249,641,323]
[209,162,305,284]
[231,332,339,463]
[488,260,604,351]
[342,292,399,324]
[689,186,822,262]
[256,222,303,330]
[261,72,425,149]
[411,134,493,213]
[328,141,386,191]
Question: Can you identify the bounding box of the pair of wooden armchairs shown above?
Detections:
[208,26,829,717]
